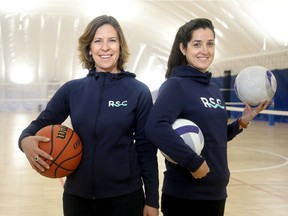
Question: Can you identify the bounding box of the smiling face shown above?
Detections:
[89,24,120,73]
[179,28,215,73]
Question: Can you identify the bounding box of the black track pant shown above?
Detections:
[161,193,226,216]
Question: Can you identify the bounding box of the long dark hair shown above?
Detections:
[166,18,215,78]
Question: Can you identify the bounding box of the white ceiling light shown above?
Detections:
[9,63,34,84]
[83,0,139,20]
[0,0,40,13]
[245,1,288,44]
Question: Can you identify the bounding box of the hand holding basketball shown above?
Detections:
[35,125,83,178]
[21,135,53,173]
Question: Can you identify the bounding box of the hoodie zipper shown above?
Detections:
[91,72,107,199]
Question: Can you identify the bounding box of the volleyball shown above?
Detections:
[161,118,204,163]
[234,66,277,106]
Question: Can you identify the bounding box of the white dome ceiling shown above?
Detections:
[1,0,287,88]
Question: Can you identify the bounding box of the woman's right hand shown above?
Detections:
[191,160,210,179]
[21,136,53,173]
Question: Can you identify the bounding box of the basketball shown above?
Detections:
[36,124,83,178]
[161,118,204,163]
[234,66,277,106]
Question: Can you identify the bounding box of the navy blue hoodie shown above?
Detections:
[145,65,242,200]
[19,68,159,208]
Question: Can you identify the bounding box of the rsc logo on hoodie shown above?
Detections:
[200,97,225,109]
[108,100,128,107]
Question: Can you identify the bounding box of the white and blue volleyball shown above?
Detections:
[234,66,277,106]
[161,118,204,163]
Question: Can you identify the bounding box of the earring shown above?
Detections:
[85,54,94,62]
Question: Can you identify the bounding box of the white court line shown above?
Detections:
[226,106,288,116]
[231,147,288,173]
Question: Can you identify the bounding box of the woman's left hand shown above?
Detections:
[143,205,159,216]
[240,100,271,125]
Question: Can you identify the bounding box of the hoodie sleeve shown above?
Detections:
[227,119,243,141]
[145,78,205,172]
[134,84,159,208]
[18,82,71,151]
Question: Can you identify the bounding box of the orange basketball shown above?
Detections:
[36,124,82,178]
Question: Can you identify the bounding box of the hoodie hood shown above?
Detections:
[87,68,136,80]
[170,65,212,84]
